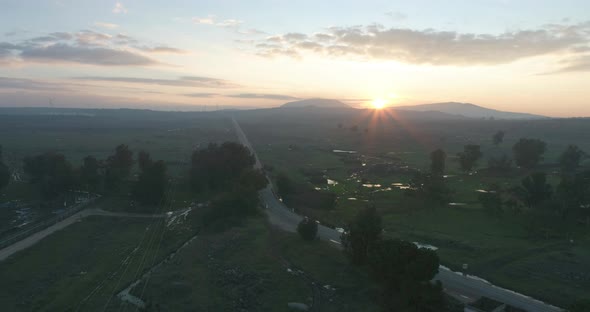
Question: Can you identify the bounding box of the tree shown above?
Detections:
[23,152,74,200]
[276,173,295,198]
[134,156,168,206]
[488,155,512,172]
[430,149,446,175]
[406,172,452,205]
[137,150,153,172]
[518,172,552,209]
[512,138,546,169]
[478,184,503,217]
[0,145,9,191]
[341,205,382,265]
[556,170,590,221]
[559,145,585,173]
[492,130,505,146]
[105,144,134,189]
[457,144,482,172]
[297,217,318,241]
[368,239,445,312]
[190,142,255,192]
[79,155,102,192]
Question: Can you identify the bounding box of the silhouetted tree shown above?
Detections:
[23,152,74,200]
[0,145,9,191]
[134,156,168,206]
[492,130,505,146]
[368,239,445,312]
[478,184,503,217]
[105,144,134,189]
[297,217,318,241]
[488,155,512,172]
[406,172,451,205]
[276,173,295,198]
[512,138,546,169]
[137,150,153,172]
[559,145,585,173]
[79,155,102,192]
[341,205,382,265]
[430,149,446,175]
[190,142,255,192]
[556,170,590,221]
[457,144,482,172]
[517,172,552,209]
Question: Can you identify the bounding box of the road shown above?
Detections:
[232,117,563,312]
[0,208,166,262]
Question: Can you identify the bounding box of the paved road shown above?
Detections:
[232,117,563,312]
[0,208,166,262]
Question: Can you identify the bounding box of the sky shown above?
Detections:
[1,0,590,116]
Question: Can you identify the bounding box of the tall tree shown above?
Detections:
[23,152,74,200]
[487,154,512,172]
[341,205,382,265]
[368,239,445,312]
[559,145,585,173]
[134,156,168,206]
[478,184,503,217]
[512,138,546,169]
[79,155,102,192]
[518,172,552,209]
[430,149,446,175]
[406,172,452,205]
[0,145,9,191]
[190,142,255,192]
[105,144,134,189]
[137,150,153,172]
[492,130,505,146]
[297,217,318,241]
[457,144,483,172]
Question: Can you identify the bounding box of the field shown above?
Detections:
[0,109,235,237]
[132,216,379,311]
[236,108,590,307]
[0,212,198,311]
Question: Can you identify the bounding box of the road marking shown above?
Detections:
[329,239,341,245]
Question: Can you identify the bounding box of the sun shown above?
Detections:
[371,98,387,109]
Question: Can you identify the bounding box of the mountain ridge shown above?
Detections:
[393,102,546,119]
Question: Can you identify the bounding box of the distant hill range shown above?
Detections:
[393,102,546,119]
[280,98,351,109]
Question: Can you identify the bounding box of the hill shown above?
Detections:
[280,98,350,109]
[394,102,546,119]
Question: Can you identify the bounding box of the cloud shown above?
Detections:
[227,93,300,100]
[251,21,590,67]
[113,2,127,14]
[192,15,243,28]
[138,46,186,54]
[74,76,239,88]
[0,77,68,91]
[184,92,219,98]
[94,22,119,29]
[385,11,407,21]
[548,54,590,73]
[20,43,157,66]
[0,30,184,66]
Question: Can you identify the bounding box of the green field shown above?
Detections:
[0,213,198,311]
[132,216,379,311]
[237,110,590,307]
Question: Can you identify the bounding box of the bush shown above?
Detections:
[297,217,318,241]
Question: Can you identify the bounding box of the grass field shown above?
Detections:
[133,216,379,311]
[0,212,198,311]
[238,111,590,307]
